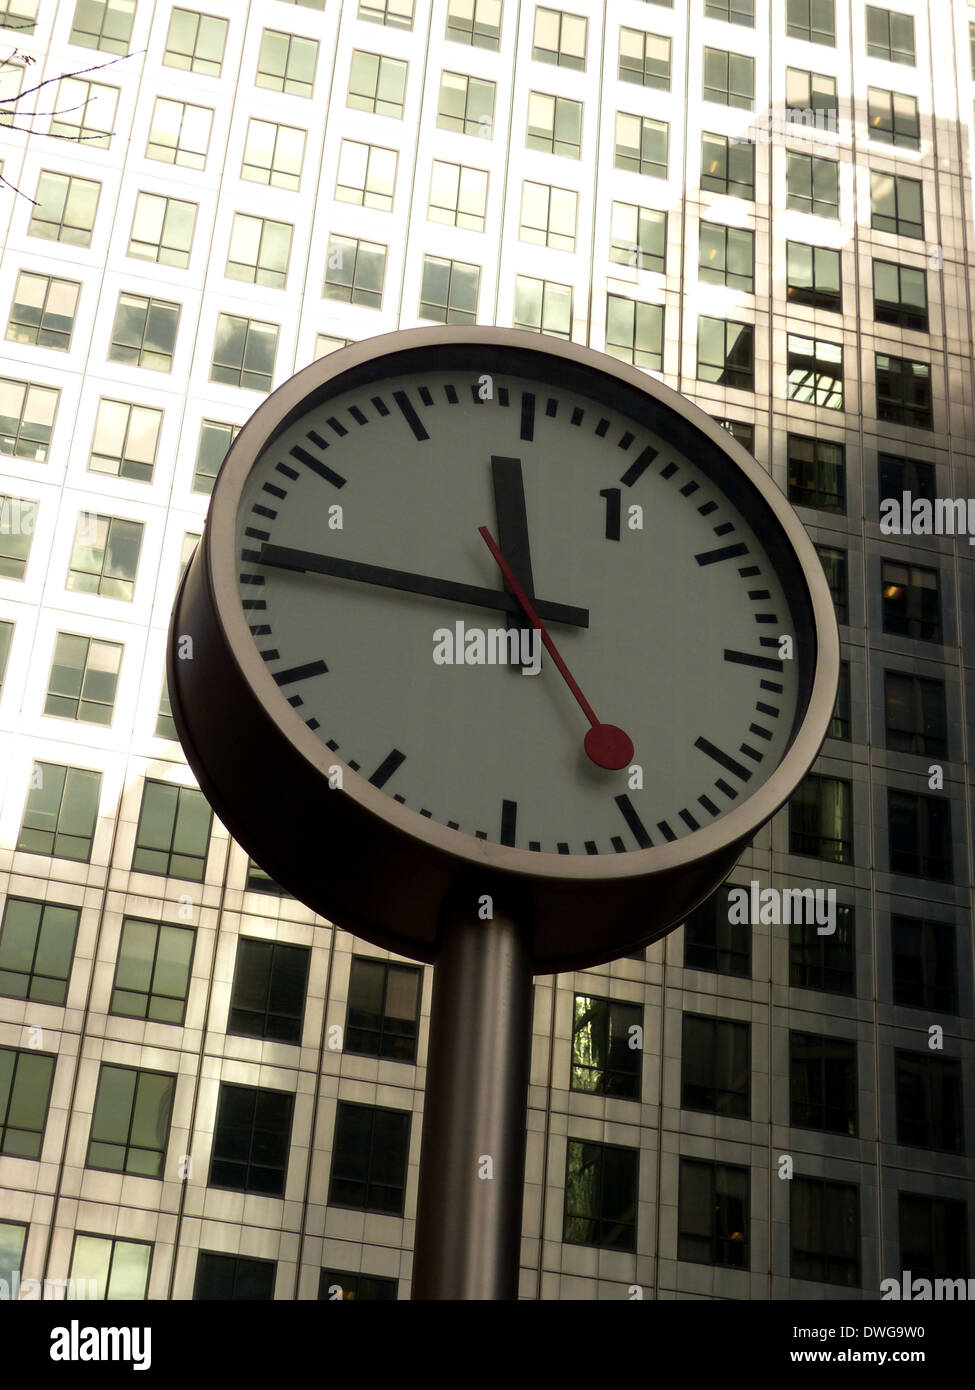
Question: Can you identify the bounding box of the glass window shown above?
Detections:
[0,378,59,459]
[702,47,754,108]
[619,28,671,89]
[69,0,136,54]
[68,1234,152,1300]
[526,90,582,158]
[335,139,397,210]
[786,242,841,311]
[790,1031,857,1133]
[892,916,957,1013]
[228,938,310,1044]
[714,417,755,450]
[605,296,663,370]
[210,314,278,392]
[0,494,37,579]
[193,1252,275,1300]
[705,0,754,24]
[678,1158,749,1267]
[519,180,577,251]
[697,317,754,390]
[879,452,935,504]
[315,333,352,359]
[789,773,853,862]
[66,512,142,601]
[885,671,947,757]
[86,1064,176,1177]
[192,419,239,495]
[899,1193,969,1282]
[319,1268,397,1300]
[44,632,122,724]
[0,897,79,1005]
[786,0,835,45]
[49,77,118,147]
[437,70,495,135]
[563,1140,638,1249]
[867,86,920,148]
[871,171,923,237]
[132,780,213,880]
[532,7,587,69]
[570,994,642,1099]
[17,761,101,861]
[888,789,952,881]
[155,676,177,740]
[683,883,751,977]
[328,1100,411,1214]
[0,1221,27,1287]
[163,8,228,76]
[146,97,212,169]
[418,255,480,324]
[111,918,194,1023]
[787,333,843,409]
[681,1014,749,1116]
[0,55,24,128]
[256,28,318,97]
[614,112,669,179]
[513,275,573,339]
[322,235,386,308]
[128,191,197,268]
[610,202,666,273]
[245,857,292,895]
[866,5,915,64]
[0,1046,55,1157]
[178,531,199,583]
[428,160,489,229]
[359,0,413,28]
[446,0,500,48]
[828,659,851,739]
[876,354,932,428]
[786,66,838,120]
[108,293,180,372]
[701,131,754,198]
[699,222,754,291]
[241,118,306,190]
[786,151,839,216]
[872,260,927,331]
[0,619,11,695]
[226,214,293,290]
[791,1177,860,1286]
[347,50,407,117]
[790,903,855,993]
[895,1051,963,1152]
[787,433,845,511]
[345,956,422,1061]
[209,1082,295,1195]
[89,399,161,482]
[0,1,38,35]
[28,171,100,245]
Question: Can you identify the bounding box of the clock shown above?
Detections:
[169,327,839,971]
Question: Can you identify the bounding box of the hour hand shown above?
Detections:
[256,543,589,628]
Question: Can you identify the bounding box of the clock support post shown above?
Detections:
[411,895,534,1300]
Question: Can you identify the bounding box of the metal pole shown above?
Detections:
[411,893,535,1300]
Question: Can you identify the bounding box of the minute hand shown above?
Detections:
[257,543,590,629]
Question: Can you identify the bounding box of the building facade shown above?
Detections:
[0,0,973,1299]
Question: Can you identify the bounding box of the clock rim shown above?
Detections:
[197,325,839,885]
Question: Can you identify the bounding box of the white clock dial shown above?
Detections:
[233,363,805,855]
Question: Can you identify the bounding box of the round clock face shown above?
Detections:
[228,340,816,859]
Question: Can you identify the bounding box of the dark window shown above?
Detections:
[110,918,194,1024]
[701,132,754,198]
[563,1139,638,1250]
[828,660,851,740]
[605,297,663,371]
[418,255,480,324]
[867,87,920,148]
[815,545,848,623]
[319,1268,398,1300]
[697,317,754,390]
[228,938,309,1044]
[345,956,422,1062]
[570,994,642,1099]
[210,314,278,392]
[787,433,845,511]
[787,333,843,408]
[789,773,853,863]
[790,1031,857,1133]
[328,1101,410,1214]
[0,897,79,1005]
[681,1014,749,1117]
[898,1193,969,1281]
[699,222,754,291]
[86,1064,175,1177]
[888,789,952,881]
[873,260,927,331]
[245,858,291,896]
[702,46,753,108]
[876,354,932,428]
[678,1158,749,1267]
[209,1082,295,1195]
[7,271,80,351]
[714,418,755,451]
[884,672,947,757]
[882,559,941,641]
[866,5,915,64]
[789,903,855,994]
[879,453,935,504]
[192,419,239,496]
[786,152,839,216]
[871,171,923,238]
[194,1252,275,1300]
[786,242,841,310]
[683,884,750,978]
[895,1051,963,1153]
[786,0,835,45]
[892,916,958,1014]
[18,761,101,862]
[133,781,212,880]
[0,1046,55,1158]
[791,1177,860,1286]
[108,293,179,372]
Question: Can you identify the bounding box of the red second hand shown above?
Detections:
[478,526,634,771]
